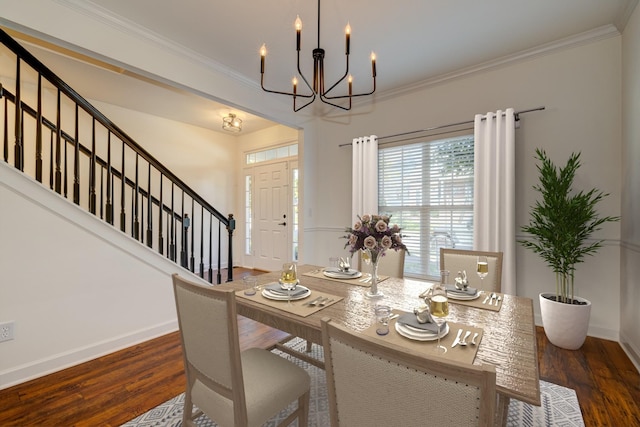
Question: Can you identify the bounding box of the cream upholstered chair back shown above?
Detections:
[172,274,310,427]
[440,248,503,293]
[357,249,406,278]
[321,318,496,427]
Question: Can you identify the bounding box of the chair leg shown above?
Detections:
[305,339,313,352]
[298,390,310,427]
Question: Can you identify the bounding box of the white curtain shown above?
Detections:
[352,135,378,220]
[473,108,516,295]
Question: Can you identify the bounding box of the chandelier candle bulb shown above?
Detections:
[295,15,302,50]
[345,23,351,54]
[371,52,377,76]
[348,75,352,96]
[293,77,297,95]
[260,44,266,73]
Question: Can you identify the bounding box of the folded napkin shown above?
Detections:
[445,284,477,295]
[396,313,445,334]
[264,283,308,297]
[324,267,359,276]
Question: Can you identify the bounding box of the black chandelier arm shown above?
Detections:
[318,95,351,111]
[321,55,350,97]
[322,80,376,100]
[260,75,314,99]
[294,95,317,112]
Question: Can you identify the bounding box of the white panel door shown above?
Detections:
[254,161,289,271]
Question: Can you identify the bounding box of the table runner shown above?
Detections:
[235,285,343,318]
[448,291,503,312]
[302,268,389,288]
[360,310,483,365]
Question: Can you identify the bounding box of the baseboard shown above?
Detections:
[619,333,640,373]
[0,320,178,390]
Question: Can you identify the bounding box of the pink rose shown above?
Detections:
[361,214,371,223]
[375,220,388,233]
[364,236,377,250]
[349,234,358,246]
[353,221,362,231]
[381,235,393,249]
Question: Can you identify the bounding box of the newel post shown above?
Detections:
[226,213,235,282]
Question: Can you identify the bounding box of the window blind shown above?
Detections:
[378,135,474,279]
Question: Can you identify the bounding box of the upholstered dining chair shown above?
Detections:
[321,317,497,427]
[172,273,310,427]
[357,248,406,278]
[440,248,504,293]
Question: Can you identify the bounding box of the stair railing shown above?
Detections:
[0,28,234,283]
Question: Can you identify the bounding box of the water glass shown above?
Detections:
[374,304,392,336]
[243,276,258,296]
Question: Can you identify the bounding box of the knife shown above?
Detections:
[451,328,464,348]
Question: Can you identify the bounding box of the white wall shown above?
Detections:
[620,4,640,370]
[0,162,206,389]
[303,34,623,341]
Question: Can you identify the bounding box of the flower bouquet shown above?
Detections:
[344,214,408,298]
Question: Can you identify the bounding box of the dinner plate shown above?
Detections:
[323,268,363,279]
[395,322,449,341]
[262,286,311,301]
[447,290,481,301]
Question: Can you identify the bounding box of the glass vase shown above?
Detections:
[366,250,384,299]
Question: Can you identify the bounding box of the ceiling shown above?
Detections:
[3,0,637,135]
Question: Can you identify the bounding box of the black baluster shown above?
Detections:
[226,213,235,282]
[49,131,53,190]
[133,154,139,240]
[217,221,222,284]
[208,214,213,283]
[105,132,113,225]
[99,165,103,220]
[73,104,79,205]
[3,85,9,163]
[89,119,96,214]
[190,199,195,272]
[199,205,204,278]
[120,141,126,232]
[14,58,23,171]
[180,191,186,267]
[63,127,67,198]
[158,174,164,255]
[146,163,152,247]
[35,75,42,182]
[54,90,61,194]
[169,183,175,261]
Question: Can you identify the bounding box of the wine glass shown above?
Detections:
[476,256,489,286]
[280,262,298,304]
[429,281,449,354]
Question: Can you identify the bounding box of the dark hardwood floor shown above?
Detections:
[1,270,638,426]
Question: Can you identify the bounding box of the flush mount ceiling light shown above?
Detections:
[259,0,376,112]
[222,113,242,132]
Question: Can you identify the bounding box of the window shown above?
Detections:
[292,167,299,261]
[246,144,298,165]
[378,135,474,280]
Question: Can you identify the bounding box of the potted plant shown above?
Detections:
[520,148,618,350]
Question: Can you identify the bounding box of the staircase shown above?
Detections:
[0,28,234,284]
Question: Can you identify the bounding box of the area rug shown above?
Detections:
[121,339,584,427]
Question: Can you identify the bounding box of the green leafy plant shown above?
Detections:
[519,148,619,304]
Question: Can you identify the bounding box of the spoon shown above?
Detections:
[471,332,479,345]
[459,330,472,346]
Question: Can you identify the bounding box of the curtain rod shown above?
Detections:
[339,106,545,147]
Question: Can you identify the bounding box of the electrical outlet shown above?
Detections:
[0,321,15,342]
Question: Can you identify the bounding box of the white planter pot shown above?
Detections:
[539,292,592,350]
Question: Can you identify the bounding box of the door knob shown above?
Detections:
[278,222,287,226]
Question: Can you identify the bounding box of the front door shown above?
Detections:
[254,161,289,271]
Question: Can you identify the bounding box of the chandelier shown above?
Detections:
[222,113,242,132]
[259,0,376,112]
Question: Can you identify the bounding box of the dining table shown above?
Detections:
[219,264,540,425]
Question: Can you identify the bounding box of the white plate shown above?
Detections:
[323,269,363,279]
[447,291,481,301]
[262,286,311,301]
[395,322,449,341]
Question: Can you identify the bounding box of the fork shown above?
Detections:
[318,298,334,307]
[306,297,326,307]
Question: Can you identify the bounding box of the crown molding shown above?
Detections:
[53,0,260,91]
[373,24,621,104]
